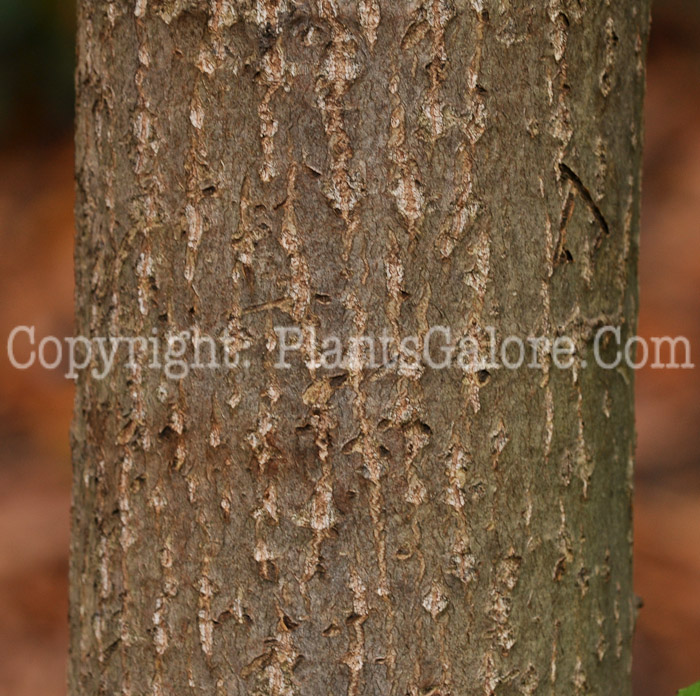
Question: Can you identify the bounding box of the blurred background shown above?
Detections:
[0,1,698,694]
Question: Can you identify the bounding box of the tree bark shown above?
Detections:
[71,1,651,694]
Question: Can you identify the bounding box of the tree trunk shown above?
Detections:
[71,1,650,694]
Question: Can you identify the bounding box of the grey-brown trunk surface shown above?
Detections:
[71,1,650,694]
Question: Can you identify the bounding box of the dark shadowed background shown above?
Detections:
[0,1,698,694]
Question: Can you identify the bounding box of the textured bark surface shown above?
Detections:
[71,1,650,694]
